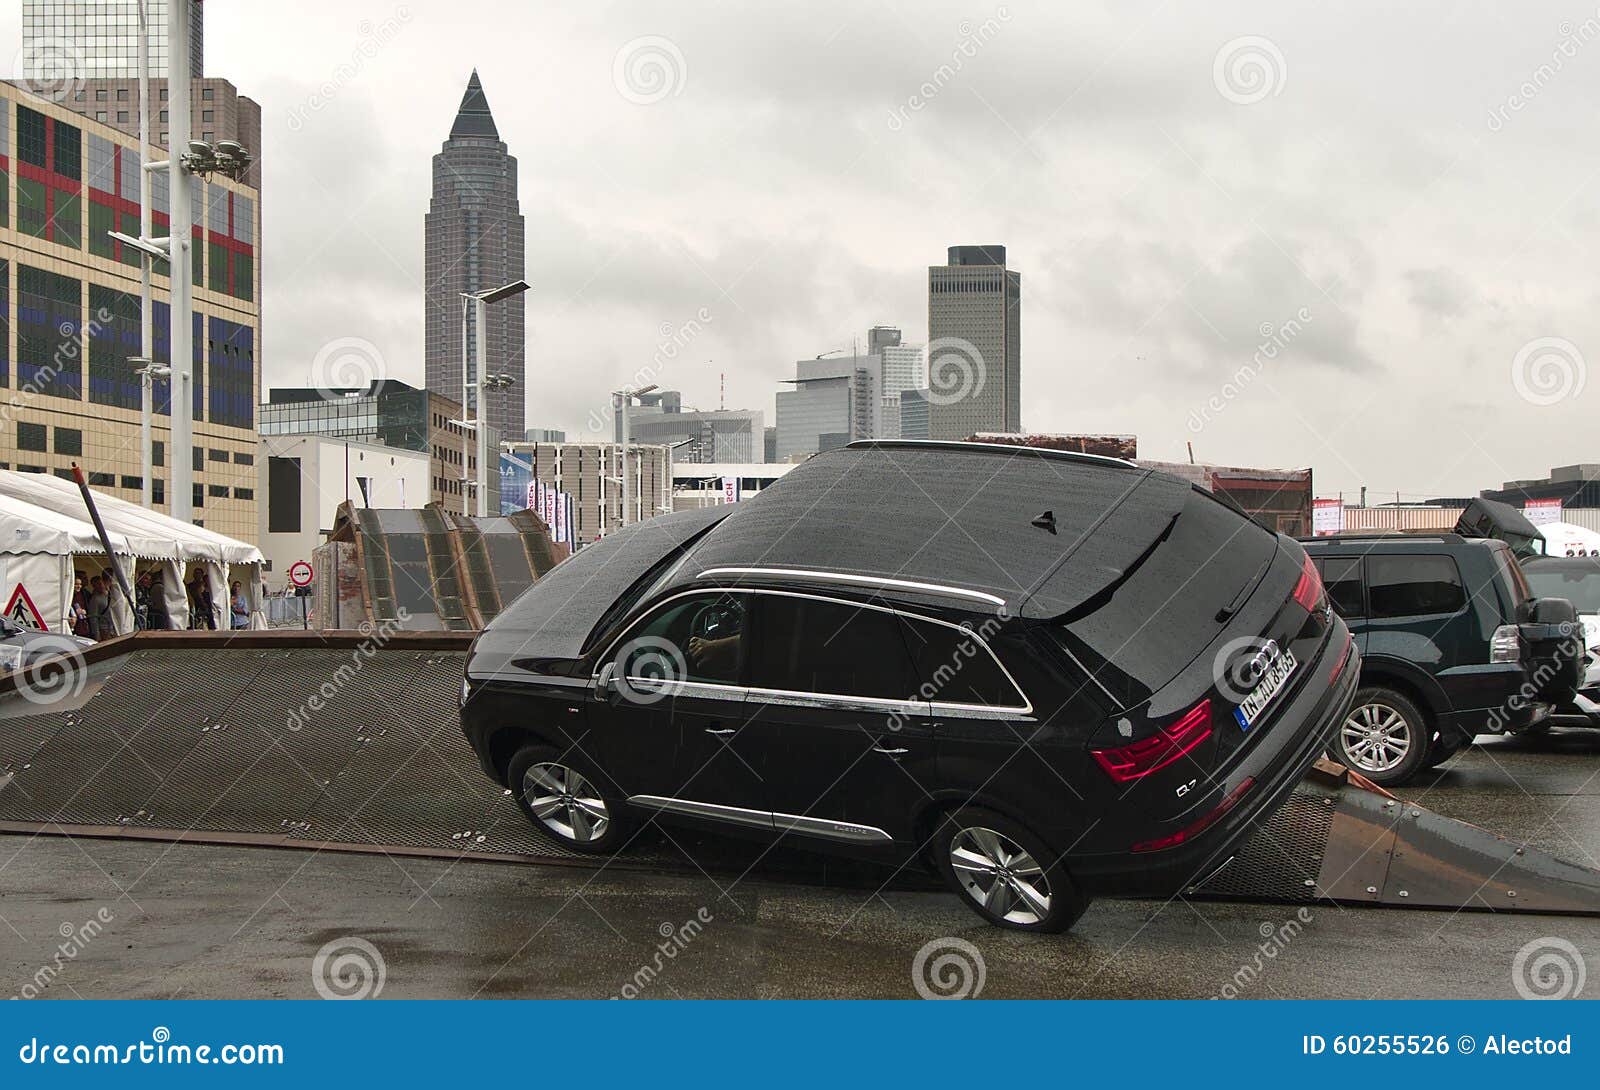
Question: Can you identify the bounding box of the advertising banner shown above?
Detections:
[1312,498,1344,536]
[1524,498,1562,527]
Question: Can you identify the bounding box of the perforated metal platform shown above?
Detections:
[2,632,1598,912]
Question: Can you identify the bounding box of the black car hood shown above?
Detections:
[470,505,732,676]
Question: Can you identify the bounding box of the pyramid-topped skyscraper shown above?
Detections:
[425,71,527,440]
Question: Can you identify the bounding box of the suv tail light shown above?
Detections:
[1291,552,1324,612]
[1091,699,1213,783]
[1490,624,1522,664]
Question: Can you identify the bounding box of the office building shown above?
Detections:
[899,388,930,440]
[524,427,566,443]
[259,434,430,592]
[501,441,671,543]
[619,390,764,463]
[22,0,205,81]
[672,461,794,510]
[867,325,924,441]
[774,351,883,461]
[0,80,261,541]
[927,244,1020,440]
[424,71,525,440]
[261,380,498,510]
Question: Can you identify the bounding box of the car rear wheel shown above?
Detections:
[934,807,1088,933]
[1333,686,1430,786]
[508,744,631,854]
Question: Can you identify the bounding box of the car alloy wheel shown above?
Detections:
[1339,702,1412,773]
[948,826,1052,926]
[522,762,611,844]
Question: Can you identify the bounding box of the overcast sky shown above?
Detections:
[7,0,1599,500]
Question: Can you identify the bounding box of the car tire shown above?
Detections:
[933,807,1088,933]
[508,744,632,854]
[1422,728,1468,769]
[1333,686,1431,786]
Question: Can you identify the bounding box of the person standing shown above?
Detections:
[87,576,115,641]
[230,581,249,630]
[69,573,90,638]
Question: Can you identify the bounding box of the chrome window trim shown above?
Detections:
[627,794,893,844]
[696,567,1007,608]
[594,587,1033,717]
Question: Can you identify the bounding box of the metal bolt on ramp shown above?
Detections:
[1,633,1599,914]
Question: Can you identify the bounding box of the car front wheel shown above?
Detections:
[508,744,632,854]
[1333,686,1431,785]
[934,807,1088,933]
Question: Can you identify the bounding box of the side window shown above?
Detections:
[1367,555,1466,618]
[900,617,1026,709]
[616,593,747,687]
[1313,557,1365,618]
[748,596,918,701]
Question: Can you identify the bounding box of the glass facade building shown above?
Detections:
[22,0,205,82]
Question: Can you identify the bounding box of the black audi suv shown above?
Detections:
[462,441,1359,931]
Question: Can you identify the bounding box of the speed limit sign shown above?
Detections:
[289,560,314,588]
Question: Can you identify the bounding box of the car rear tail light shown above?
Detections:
[1490,624,1521,664]
[1132,777,1256,853]
[1291,552,1324,612]
[1329,631,1353,683]
[1091,699,1213,783]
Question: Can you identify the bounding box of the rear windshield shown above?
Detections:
[1523,563,1600,613]
[1054,488,1276,705]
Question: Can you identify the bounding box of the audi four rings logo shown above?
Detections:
[1239,640,1281,687]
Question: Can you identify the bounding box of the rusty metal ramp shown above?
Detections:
[3,632,1599,914]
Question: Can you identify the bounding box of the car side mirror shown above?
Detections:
[596,661,619,698]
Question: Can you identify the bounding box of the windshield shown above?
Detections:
[1524,564,1600,614]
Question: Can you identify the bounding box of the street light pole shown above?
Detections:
[168,0,193,522]
[136,0,154,509]
[611,383,659,531]
[458,280,531,518]
[460,294,471,516]
[480,373,515,518]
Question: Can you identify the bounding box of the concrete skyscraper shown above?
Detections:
[425,71,526,439]
[927,245,1020,440]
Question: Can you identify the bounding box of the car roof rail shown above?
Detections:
[1298,532,1467,544]
[844,439,1138,469]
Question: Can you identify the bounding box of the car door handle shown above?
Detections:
[705,727,736,737]
[872,744,909,756]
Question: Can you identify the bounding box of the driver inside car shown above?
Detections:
[686,600,744,677]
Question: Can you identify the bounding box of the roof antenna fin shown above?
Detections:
[1032,510,1058,535]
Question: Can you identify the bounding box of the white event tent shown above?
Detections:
[0,469,264,633]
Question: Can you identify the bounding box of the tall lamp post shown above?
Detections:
[131,357,170,506]
[612,383,659,531]
[458,280,531,517]
[480,372,516,516]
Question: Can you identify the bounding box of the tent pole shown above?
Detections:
[71,464,136,613]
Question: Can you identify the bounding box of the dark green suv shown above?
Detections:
[1300,534,1581,786]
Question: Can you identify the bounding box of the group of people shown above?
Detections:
[68,568,252,640]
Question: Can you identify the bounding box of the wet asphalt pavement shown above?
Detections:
[1,729,1597,999]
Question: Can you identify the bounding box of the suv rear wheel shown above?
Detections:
[933,807,1089,932]
[1333,686,1431,785]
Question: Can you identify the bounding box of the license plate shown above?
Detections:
[1233,648,1298,731]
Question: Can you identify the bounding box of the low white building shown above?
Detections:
[259,435,431,592]
[672,462,796,510]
